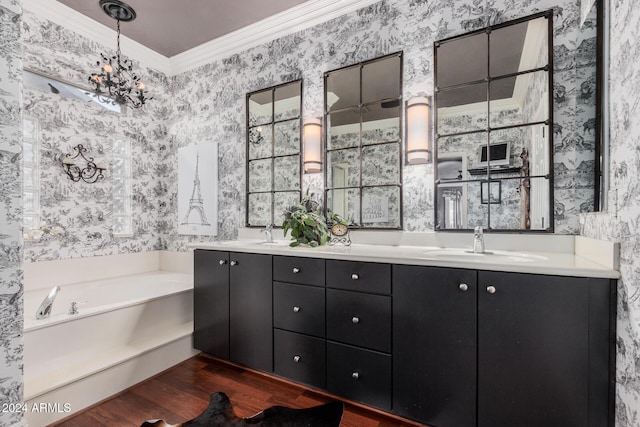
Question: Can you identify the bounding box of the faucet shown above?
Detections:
[472,226,485,253]
[36,286,60,319]
[263,224,274,243]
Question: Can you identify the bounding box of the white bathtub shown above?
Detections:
[23,252,198,427]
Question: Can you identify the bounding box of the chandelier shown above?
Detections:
[88,0,151,109]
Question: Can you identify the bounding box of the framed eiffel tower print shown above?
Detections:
[178,143,218,236]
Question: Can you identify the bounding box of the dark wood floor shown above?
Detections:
[53,354,422,427]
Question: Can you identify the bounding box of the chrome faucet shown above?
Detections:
[263,224,274,243]
[473,226,485,253]
[36,286,60,319]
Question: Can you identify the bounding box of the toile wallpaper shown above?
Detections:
[580,0,640,425]
[0,0,24,425]
[21,10,173,262]
[3,0,633,425]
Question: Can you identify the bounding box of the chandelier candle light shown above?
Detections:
[88,0,150,109]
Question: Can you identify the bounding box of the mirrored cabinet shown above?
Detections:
[324,53,403,229]
[434,12,553,232]
[246,80,302,226]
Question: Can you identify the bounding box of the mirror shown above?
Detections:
[324,53,402,228]
[246,80,302,227]
[434,12,553,231]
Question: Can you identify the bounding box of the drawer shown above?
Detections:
[326,289,391,353]
[326,260,391,294]
[274,282,325,337]
[274,329,326,389]
[274,256,325,287]
[327,341,391,411]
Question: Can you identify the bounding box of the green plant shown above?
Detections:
[282,194,329,247]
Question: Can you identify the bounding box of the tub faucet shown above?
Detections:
[473,226,485,253]
[263,224,274,243]
[36,286,60,319]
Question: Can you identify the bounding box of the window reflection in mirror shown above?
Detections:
[246,80,302,227]
[434,12,553,232]
[324,52,403,229]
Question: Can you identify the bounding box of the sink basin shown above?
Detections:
[420,248,547,263]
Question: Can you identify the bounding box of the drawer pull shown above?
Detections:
[486,285,496,294]
[292,267,300,274]
[219,260,227,265]
[351,273,359,280]
[230,260,238,266]
[293,306,301,313]
[459,283,468,292]
[351,316,360,324]
[351,372,360,380]
[293,355,301,363]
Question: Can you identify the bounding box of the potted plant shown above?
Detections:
[282,194,329,247]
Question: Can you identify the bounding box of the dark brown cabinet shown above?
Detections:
[229,252,273,372]
[477,271,613,427]
[392,265,477,426]
[193,249,230,359]
[193,249,273,372]
[195,250,615,427]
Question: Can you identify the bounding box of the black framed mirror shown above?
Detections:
[246,80,302,227]
[434,12,553,232]
[324,52,403,229]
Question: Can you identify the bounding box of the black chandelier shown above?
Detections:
[88,0,151,109]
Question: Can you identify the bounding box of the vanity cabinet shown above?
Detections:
[229,252,273,372]
[193,249,230,359]
[392,265,477,426]
[477,271,612,427]
[193,250,273,373]
[392,265,614,427]
[326,260,392,410]
[194,249,615,427]
[273,256,326,389]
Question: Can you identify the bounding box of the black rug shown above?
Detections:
[141,391,344,427]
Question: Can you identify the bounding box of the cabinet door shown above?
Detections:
[193,249,230,359]
[229,252,273,372]
[392,265,477,426]
[478,271,610,427]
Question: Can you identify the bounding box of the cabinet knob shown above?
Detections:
[459,283,468,292]
[293,306,301,313]
[219,260,227,265]
[352,316,360,324]
[230,260,238,266]
[351,273,359,280]
[292,267,300,274]
[486,285,496,294]
[293,355,301,363]
[352,372,360,380]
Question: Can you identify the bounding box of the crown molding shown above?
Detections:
[22,0,172,75]
[22,0,382,77]
[169,0,383,75]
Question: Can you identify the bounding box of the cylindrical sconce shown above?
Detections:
[406,96,431,164]
[303,118,322,173]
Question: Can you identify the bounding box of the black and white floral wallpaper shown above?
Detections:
[580,0,640,425]
[0,0,24,425]
[2,0,633,425]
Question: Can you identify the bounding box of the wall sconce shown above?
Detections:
[406,96,432,164]
[62,144,107,183]
[303,118,322,173]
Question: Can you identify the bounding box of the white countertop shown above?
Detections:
[189,238,620,279]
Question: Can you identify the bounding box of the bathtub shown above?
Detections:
[23,252,198,426]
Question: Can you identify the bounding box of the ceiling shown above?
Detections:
[57,0,309,57]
